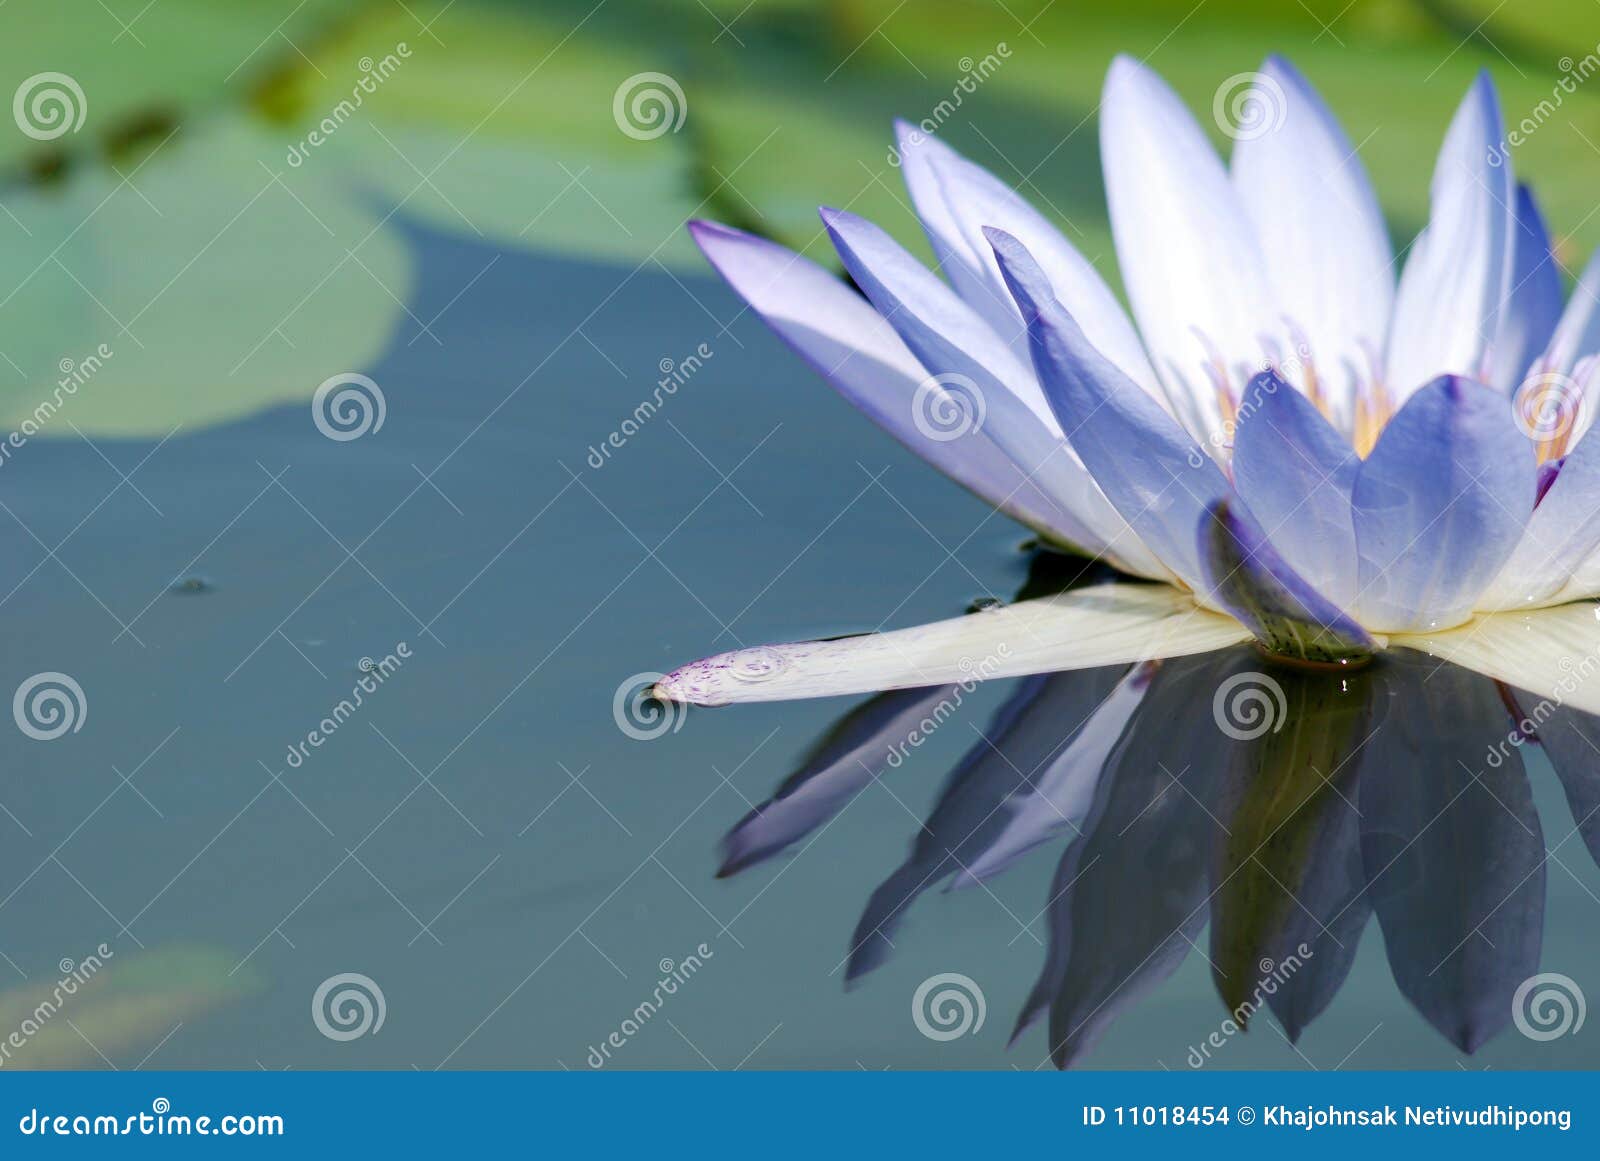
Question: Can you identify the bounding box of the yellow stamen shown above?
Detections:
[1351,380,1394,458]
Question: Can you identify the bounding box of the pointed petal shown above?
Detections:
[821,206,1053,427]
[1480,422,1600,609]
[1101,55,1281,436]
[904,129,1161,396]
[1351,375,1534,631]
[1391,601,1600,716]
[989,227,1231,590]
[1231,370,1361,608]
[687,220,1075,544]
[1385,73,1514,401]
[1490,184,1563,390]
[1199,500,1374,660]
[653,583,1250,706]
[1231,56,1392,419]
[845,669,1124,980]
[820,207,1162,573]
[893,121,1023,344]
[1018,651,1238,1064]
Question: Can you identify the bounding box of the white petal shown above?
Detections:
[1392,602,1600,715]
[1231,56,1392,424]
[1385,73,1513,402]
[654,583,1250,705]
[1101,56,1281,438]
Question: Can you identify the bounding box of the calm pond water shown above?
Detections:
[2,219,1596,1070]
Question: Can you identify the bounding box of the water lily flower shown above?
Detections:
[655,56,1600,711]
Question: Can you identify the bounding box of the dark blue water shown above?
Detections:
[0,219,1595,1070]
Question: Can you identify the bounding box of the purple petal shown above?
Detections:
[1482,423,1600,607]
[821,208,1165,574]
[1231,370,1360,609]
[899,125,1161,396]
[987,226,1229,590]
[1351,375,1534,630]
[688,219,1083,545]
[893,121,1023,344]
[1199,500,1373,660]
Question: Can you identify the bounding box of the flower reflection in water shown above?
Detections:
[711,555,1600,1067]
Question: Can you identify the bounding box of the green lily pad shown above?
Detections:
[0,118,409,436]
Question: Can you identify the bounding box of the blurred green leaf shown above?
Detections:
[0,946,259,1069]
[0,118,409,436]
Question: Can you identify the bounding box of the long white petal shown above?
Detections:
[654,583,1249,705]
[1392,602,1600,715]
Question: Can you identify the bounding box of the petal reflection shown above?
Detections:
[845,666,1129,982]
[1359,655,1544,1052]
